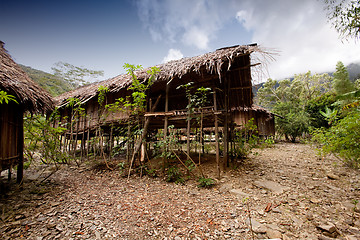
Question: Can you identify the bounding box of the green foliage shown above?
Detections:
[52,61,104,89]
[106,64,160,121]
[233,118,259,158]
[123,63,160,114]
[166,166,184,184]
[305,93,337,128]
[192,87,212,108]
[257,71,333,141]
[324,0,360,40]
[276,109,310,142]
[312,109,360,168]
[24,110,69,165]
[319,106,338,125]
[333,61,354,95]
[117,162,126,174]
[97,85,109,107]
[0,90,18,104]
[263,137,275,147]
[197,177,215,188]
[145,167,158,178]
[153,125,179,159]
[19,64,72,96]
[185,159,195,172]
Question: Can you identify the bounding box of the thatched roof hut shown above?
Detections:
[54,44,275,170]
[0,41,54,182]
[56,44,260,108]
[55,44,269,130]
[0,41,53,114]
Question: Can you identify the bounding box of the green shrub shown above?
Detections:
[145,168,158,178]
[233,118,259,158]
[166,166,184,184]
[197,177,215,188]
[312,110,360,167]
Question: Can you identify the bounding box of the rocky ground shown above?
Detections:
[1,142,360,239]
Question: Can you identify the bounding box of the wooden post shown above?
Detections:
[164,83,169,136]
[80,115,86,161]
[223,77,229,168]
[187,97,191,161]
[163,83,170,170]
[126,121,131,164]
[16,110,24,184]
[87,118,91,160]
[109,122,114,161]
[213,89,220,179]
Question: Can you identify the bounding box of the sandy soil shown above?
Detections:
[1,142,360,239]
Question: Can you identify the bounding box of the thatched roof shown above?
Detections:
[56,44,260,107]
[0,41,54,114]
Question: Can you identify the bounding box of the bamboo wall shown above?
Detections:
[0,102,23,171]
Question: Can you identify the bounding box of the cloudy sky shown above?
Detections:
[1,0,359,83]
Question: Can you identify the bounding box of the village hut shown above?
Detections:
[55,44,273,172]
[232,105,275,136]
[0,41,53,182]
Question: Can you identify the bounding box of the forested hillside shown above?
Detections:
[19,64,73,96]
[253,62,360,96]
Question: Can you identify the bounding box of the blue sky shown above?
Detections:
[1,0,360,83]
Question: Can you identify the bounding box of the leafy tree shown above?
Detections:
[52,61,104,89]
[305,92,337,128]
[333,61,354,95]
[256,72,333,141]
[324,0,360,40]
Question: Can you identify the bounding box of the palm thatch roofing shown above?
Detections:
[56,44,261,107]
[0,41,53,114]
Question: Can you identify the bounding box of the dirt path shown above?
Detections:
[1,142,360,239]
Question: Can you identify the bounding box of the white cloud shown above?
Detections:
[136,0,360,81]
[135,0,239,50]
[182,27,209,50]
[162,48,184,63]
[236,0,360,81]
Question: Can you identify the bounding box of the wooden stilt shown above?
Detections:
[17,112,24,184]
[87,118,91,160]
[126,121,131,164]
[163,83,169,169]
[223,77,229,168]
[109,122,114,161]
[213,89,220,179]
[186,97,191,161]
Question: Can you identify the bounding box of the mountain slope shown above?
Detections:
[19,64,72,97]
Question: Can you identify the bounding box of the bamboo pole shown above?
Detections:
[224,77,229,168]
[87,117,91,160]
[213,89,220,179]
[163,83,170,169]
[186,97,191,161]
[126,121,131,164]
